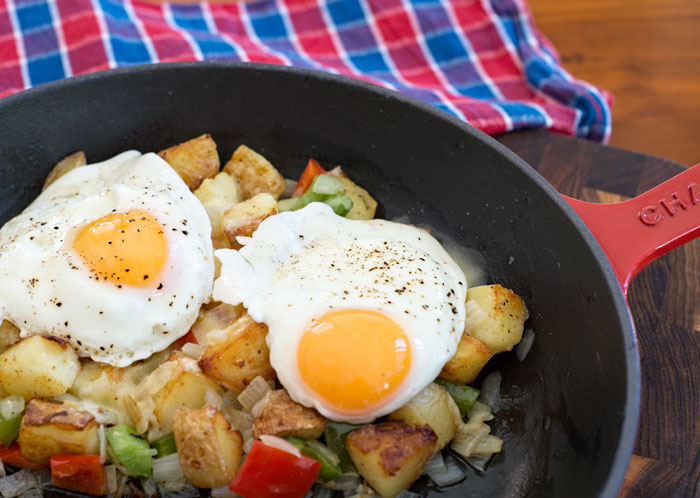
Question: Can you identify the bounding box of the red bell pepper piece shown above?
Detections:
[0,443,47,470]
[229,440,321,498]
[292,159,326,197]
[173,329,198,350]
[50,454,106,496]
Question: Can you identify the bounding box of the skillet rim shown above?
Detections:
[0,61,641,497]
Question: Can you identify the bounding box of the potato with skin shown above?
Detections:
[194,172,242,249]
[346,421,437,498]
[198,312,276,392]
[388,383,461,452]
[18,399,100,464]
[223,145,285,200]
[465,284,529,354]
[221,193,278,249]
[327,166,377,220]
[0,335,80,400]
[0,320,21,354]
[158,134,220,191]
[253,389,326,439]
[43,151,87,191]
[173,406,243,488]
[439,333,492,385]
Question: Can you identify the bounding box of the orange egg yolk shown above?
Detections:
[297,309,411,415]
[73,209,167,288]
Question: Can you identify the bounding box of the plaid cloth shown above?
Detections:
[0,0,612,141]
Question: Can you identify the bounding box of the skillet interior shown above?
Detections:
[0,62,639,498]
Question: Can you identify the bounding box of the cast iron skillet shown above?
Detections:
[0,62,673,497]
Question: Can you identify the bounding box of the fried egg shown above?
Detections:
[214,202,467,423]
[0,151,214,367]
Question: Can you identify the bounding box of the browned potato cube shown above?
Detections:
[173,406,243,488]
[158,134,220,190]
[466,285,529,353]
[18,399,100,464]
[439,334,492,384]
[346,421,437,498]
[0,335,80,400]
[221,193,278,249]
[43,151,87,191]
[253,389,326,439]
[327,166,378,220]
[223,145,285,200]
[388,383,460,451]
[198,312,276,392]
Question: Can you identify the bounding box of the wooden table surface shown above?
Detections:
[497,129,700,497]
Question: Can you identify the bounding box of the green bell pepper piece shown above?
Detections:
[324,422,360,473]
[105,424,153,477]
[285,436,342,481]
[0,414,22,447]
[435,377,480,417]
[151,433,177,458]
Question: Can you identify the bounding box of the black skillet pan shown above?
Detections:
[1,62,697,497]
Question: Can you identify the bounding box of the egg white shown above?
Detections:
[214,202,467,423]
[0,151,214,367]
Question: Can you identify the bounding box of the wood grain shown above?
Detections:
[498,129,700,498]
[528,0,700,167]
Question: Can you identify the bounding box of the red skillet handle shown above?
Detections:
[563,162,700,295]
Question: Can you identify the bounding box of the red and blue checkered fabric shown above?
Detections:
[0,0,612,141]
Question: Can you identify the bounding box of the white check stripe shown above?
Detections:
[89,0,116,68]
[162,3,203,60]
[237,1,293,65]
[201,2,248,62]
[5,0,29,89]
[46,0,73,78]
[123,0,159,62]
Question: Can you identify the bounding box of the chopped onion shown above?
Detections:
[105,465,117,495]
[98,424,107,464]
[243,437,255,454]
[421,453,446,477]
[211,484,239,498]
[479,371,501,414]
[140,477,158,497]
[30,470,50,489]
[220,390,243,411]
[283,178,297,199]
[0,469,37,498]
[152,453,184,483]
[0,396,24,420]
[328,473,361,491]
[158,483,200,498]
[18,488,41,498]
[464,454,493,472]
[259,435,301,457]
[181,342,204,360]
[249,395,268,419]
[466,402,494,426]
[205,388,223,409]
[516,329,535,362]
[237,376,272,412]
[451,424,490,458]
[426,456,465,487]
[312,485,333,498]
[472,434,503,455]
[0,460,4,479]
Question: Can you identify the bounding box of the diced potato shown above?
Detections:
[198,312,276,392]
[0,320,21,354]
[173,406,243,488]
[18,399,100,464]
[439,334,492,385]
[68,360,136,425]
[158,134,220,190]
[137,353,222,435]
[346,421,437,498]
[194,172,242,249]
[221,193,278,249]
[253,390,326,439]
[465,284,529,354]
[223,145,285,200]
[388,383,460,452]
[328,166,377,220]
[0,335,80,400]
[43,151,87,191]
